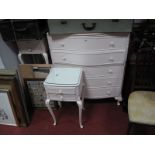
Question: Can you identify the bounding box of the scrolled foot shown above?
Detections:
[80,125,83,128]
[117,101,120,106]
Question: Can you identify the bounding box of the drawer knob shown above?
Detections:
[109,42,115,48]
[62,57,66,61]
[108,69,113,74]
[61,44,65,47]
[107,81,112,85]
[58,90,62,94]
[106,91,111,95]
[109,57,114,62]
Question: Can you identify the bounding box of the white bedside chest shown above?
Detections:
[44,67,85,128]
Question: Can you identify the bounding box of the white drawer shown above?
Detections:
[85,77,122,88]
[51,50,126,66]
[46,93,77,101]
[85,87,121,99]
[52,34,129,51]
[54,64,124,78]
[44,85,76,95]
[83,65,124,78]
[17,40,46,53]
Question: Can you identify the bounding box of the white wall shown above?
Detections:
[0,33,19,69]
[0,56,5,68]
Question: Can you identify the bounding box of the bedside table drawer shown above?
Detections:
[45,86,76,95]
[46,93,77,101]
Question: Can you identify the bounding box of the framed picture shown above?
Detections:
[0,90,18,126]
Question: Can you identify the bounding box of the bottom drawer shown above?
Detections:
[47,93,78,101]
[85,87,121,99]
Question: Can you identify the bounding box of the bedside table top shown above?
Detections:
[45,68,82,85]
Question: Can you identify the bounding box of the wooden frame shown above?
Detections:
[19,64,52,109]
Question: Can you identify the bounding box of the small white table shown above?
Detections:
[44,67,85,128]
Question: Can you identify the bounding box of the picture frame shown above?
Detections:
[0,89,18,126]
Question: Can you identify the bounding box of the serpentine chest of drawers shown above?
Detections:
[47,19,132,104]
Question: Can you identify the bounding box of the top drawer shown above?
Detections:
[48,19,133,34]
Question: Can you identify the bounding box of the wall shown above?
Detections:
[0,56,5,68]
[0,33,19,69]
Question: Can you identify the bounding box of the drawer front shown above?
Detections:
[52,34,129,51]
[45,85,76,95]
[48,19,132,34]
[54,64,124,78]
[85,87,121,99]
[83,65,124,78]
[47,93,77,101]
[52,51,126,66]
[85,77,122,88]
[17,40,46,53]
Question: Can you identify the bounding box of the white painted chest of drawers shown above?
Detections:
[47,33,130,102]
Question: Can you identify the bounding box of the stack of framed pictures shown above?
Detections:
[0,69,29,126]
[0,91,17,126]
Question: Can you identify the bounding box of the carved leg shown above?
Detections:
[58,101,62,108]
[45,99,56,126]
[77,100,83,128]
[81,85,85,110]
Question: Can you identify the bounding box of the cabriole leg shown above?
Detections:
[77,100,83,128]
[45,99,56,126]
